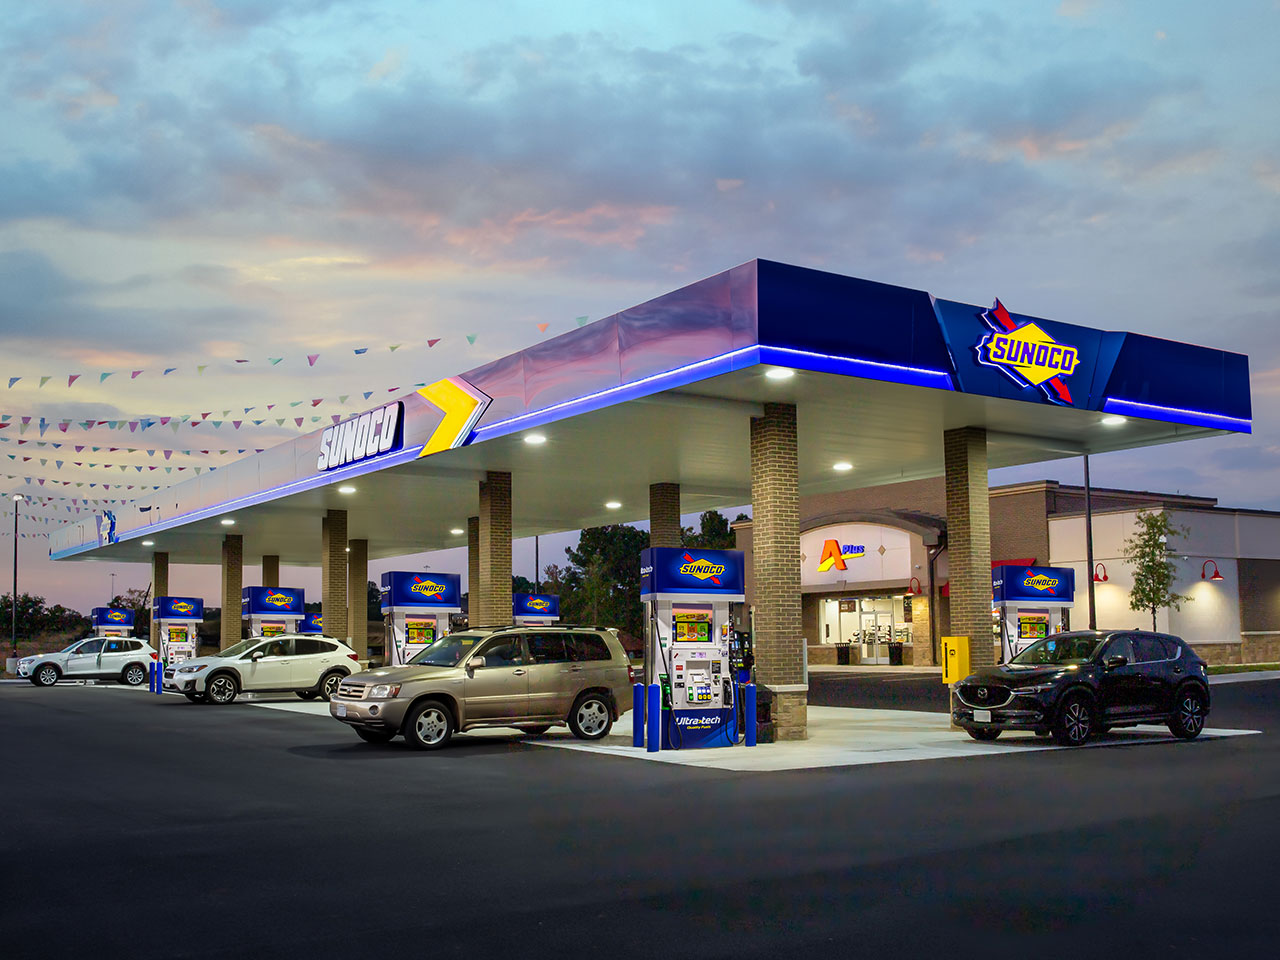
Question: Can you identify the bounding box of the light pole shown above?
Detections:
[11,493,22,660]
[110,572,116,605]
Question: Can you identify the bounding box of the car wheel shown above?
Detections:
[1052,693,1096,746]
[296,691,319,701]
[355,728,397,744]
[183,691,207,703]
[404,700,454,750]
[122,663,147,687]
[34,664,59,687]
[1168,687,1207,740]
[318,671,343,702]
[206,674,239,705]
[520,724,552,736]
[568,693,613,740]
[966,727,1001,742]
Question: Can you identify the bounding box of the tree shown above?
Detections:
[367,581,382,623]
[560,524,649,640]
[111,586,153,636]
[513,574,537,595]
[1123,510,1192,631]
[681,510,746,550]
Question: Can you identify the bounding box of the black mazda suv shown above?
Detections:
[953,630,1210,746]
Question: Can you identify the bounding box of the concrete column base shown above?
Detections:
[755,686,808,742]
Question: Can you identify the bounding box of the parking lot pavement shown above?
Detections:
[4,681,1280,959]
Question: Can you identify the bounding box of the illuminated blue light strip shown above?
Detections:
[1103,398,1252,433]
[49,444,428,560]
[757,345,954,391]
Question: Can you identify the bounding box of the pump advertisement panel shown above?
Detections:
[241,586,305,617]
[90,607,135,627]
[153,596,204,621]
[992,565,1076,605]
[640,548,745,599]
[380,571,462,612]
[514,593,560,620]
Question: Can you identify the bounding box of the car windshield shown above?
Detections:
[408,633,486,667]
[60,639,86,653]
[1010,633,1105,666]
[214,638,262,658]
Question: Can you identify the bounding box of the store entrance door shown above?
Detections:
[858,606,893,664]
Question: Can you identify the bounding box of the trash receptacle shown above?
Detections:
[837,644,851,665]
[887,642,904,666]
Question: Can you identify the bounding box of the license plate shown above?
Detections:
[335,703,347,717]
[973,709,991,723]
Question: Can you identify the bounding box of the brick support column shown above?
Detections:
[467,516,479,623]
[347,539,368,660]
[749,402,806,741]
[150,552,169,649]
[261,555,280,589]
[648,482,682,548]
[944,427,994,667]
[220,535,242,650]
[322,510,349,641]
[477,472,512,626]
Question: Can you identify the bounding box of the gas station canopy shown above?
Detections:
[51,259,1251,566]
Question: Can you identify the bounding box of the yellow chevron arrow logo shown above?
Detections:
[417,378,490,457]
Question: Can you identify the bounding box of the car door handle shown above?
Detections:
[1173,666,1183,674]
[512,669,527,676]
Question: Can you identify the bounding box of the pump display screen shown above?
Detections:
[168,626,189,641]
[673,608,712,642]
[262,621,286,637]
[406,619,436,643]
[1018,616,1049,640]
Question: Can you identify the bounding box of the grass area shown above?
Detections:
[1208,663,1280,675]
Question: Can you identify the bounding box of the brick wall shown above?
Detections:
[467,515,479,616]
[150,552,169,648]
[750,403,806,740]
[944,427,994,667]
[220,534,242,649]
[322,510,349,642]
[347,538,368,658]
[990,487,1051,564]
[649,482,682,548]
[261,555,280,589]
[477,472,512,625]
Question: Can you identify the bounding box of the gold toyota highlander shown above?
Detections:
[329,625,635,749]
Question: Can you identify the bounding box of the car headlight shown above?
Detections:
[19,657,34,666]
[1017,682,1058,694]
[178,664,208,674]
[369,683,401,699]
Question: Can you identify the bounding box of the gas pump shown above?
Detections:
[513,593,560,626]
[639,548,746,749]
[380,572,462,665]
[152,596,203,664]
[90,607,134,638]
[992,565,1076,662]
[241,586,305,637]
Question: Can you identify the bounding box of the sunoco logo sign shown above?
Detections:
[1022,571,1061,595]
[171,601,195,615]
[264,591,296,608]
[410,577,446,599]
[317,402,403,471]
[976,299,1078,405]
[679,553,725,585]
[526,598,551,611]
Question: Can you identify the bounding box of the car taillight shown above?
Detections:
[150,652,159,660]
[347,653,359,661]
[628,664,636,684]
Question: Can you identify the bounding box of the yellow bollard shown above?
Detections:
[942,636,971,730]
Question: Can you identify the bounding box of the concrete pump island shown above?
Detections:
[48,258,1253,753]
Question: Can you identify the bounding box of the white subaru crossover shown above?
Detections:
[163,634,361,704]
[19,637,158,687]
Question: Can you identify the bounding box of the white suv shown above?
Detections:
[19,637,158,687]
[164,634,362,704]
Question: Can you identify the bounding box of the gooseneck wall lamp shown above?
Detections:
[1201,560,1225,582]
[1092,562,1109,583]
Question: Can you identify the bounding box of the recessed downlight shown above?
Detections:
[450,528,465,536]
[604,500,622,510]
[765,367,795,381]
[220,518,236,526]
[523,433,547,445]
[833,461,853,472]
[337,485,357,494]
[141,540,155,547]
[1101,415,1127,427]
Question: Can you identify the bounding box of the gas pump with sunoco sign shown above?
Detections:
[241,586,305,637]
[90,607,134,638]
[298,611,324,634]
[380,571,462,666]
[152,596,204,664]
[992,565,1076,662]
[639,548,745,749]
[513,593,560,626]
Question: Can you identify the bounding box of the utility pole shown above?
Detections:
[1084,454,1097,630]
[11,494,22,660]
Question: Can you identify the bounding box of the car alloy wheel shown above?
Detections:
[1061,700,1092,744]
[36,664,58,687]
[207,675,237,704]
[320,673,342,701]
[1169,690,1207,741]
[414,706,450,745]
[124,664,146,686]
[569,695,612,740]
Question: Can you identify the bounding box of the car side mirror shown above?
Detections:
[251,650,265,661]
[1105,654,1128,670]
[468,656,486,670]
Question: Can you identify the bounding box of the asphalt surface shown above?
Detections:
[4,679,1280,959]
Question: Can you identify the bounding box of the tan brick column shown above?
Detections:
[220,535,242,650]
[477,472,512,626]
[750,402,806,741]
[346,538,368,659]
[467,515,479,622]
[322,510,349,641]
[648,482,682,548]
[944,427,994,667]
[149,552,169,649]
[261,555,280,589]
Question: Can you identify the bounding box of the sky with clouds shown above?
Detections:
[1,0,1277,612]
